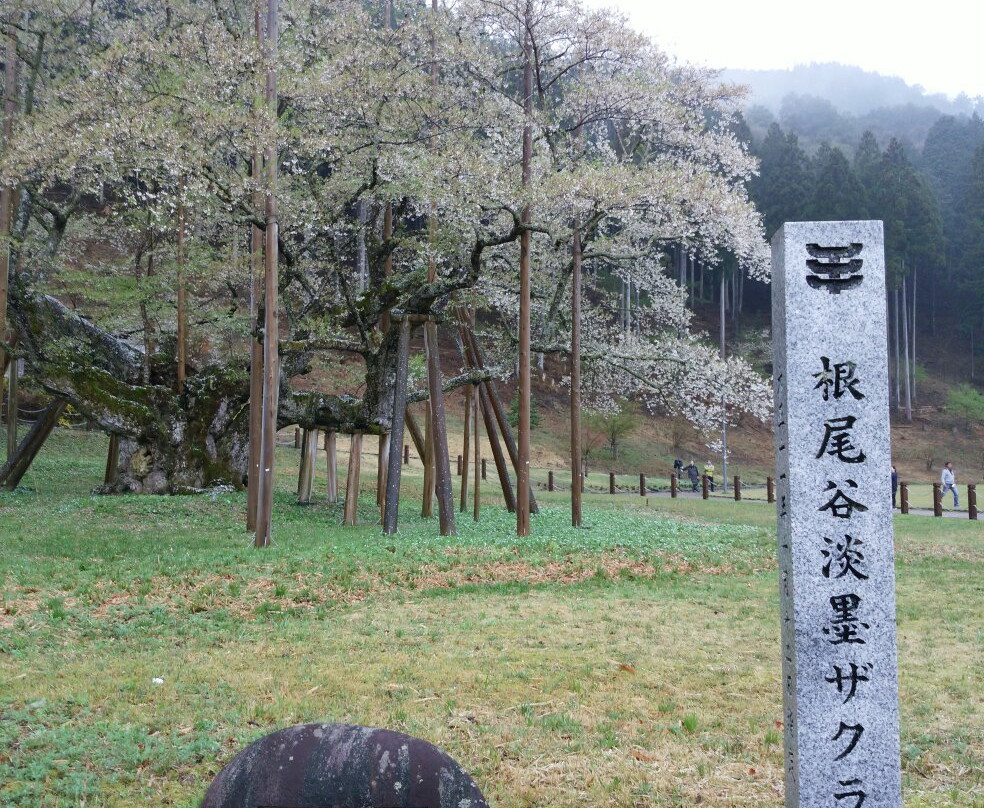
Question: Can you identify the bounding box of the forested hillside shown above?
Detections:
[717,67,984,416]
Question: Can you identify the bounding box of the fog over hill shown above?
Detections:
[722,62,984,118]
[722,63,984,153]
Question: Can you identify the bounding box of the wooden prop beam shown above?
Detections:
[425,322,455,535]
[460,384,471,512]
[343,432,362,526]
[325,431,338,503]
[0,401,66,490]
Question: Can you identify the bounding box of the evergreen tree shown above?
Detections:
[808,143,867,221]
[748,123,812,237]
[955,144,984,345]
[870,138,945,288]
[920,114,984,272]
[853,130,882,211]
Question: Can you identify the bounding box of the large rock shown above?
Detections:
[201,723,490,808]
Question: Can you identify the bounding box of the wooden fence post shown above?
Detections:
[670,473,677,498]
[481,458,487,480]
[702,475,709,500]
[734,476,741,501]
[767,476,775,503]
[900,481,909,514]
[933,482,942,517]
[294,427,300,449]
[609,472,615,494]
[968,484,977,520]
[639,473,645,497]
[547,470,553,491]
[404,443,409,465]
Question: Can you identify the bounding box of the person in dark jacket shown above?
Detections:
[684,460,699,492]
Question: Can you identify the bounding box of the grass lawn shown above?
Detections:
[0,428,981,807]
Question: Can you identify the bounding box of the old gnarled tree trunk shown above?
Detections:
[7,276,397,493]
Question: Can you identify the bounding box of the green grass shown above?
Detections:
[0,428,980,807]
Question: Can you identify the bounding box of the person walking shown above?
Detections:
[673,457,683,477]
[940,461,959,508]
[685,460,699,492]
[703,460,715,493]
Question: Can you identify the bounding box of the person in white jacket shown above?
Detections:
[940,461,959,508]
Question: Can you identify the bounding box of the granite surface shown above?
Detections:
[772,221,901,808]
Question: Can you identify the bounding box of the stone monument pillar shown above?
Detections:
[772,221,901,808]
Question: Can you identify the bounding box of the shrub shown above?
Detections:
[945,383,984,429]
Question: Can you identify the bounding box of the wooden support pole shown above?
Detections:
[6,357,17,461]
[702,475,709,500]
[253,0,281,549]
[734,475,741,501]
[481,458,487,480]
[383,318,411,535]
[403,444,409,465]
[297,428,309,495]
[0,401,66,490]
[548,470,554,491]
[516,19,533,538]
[767,476,775,503]
[670,473,677,498]
[343,433,363,526]
[376,432,389,512]
[298,428,317,504]
[609,472,615,495]
[245,129,264,532]
[456,454,462,476]
[570,216,583,528]
[968,484,977,520]
[933,482,942,517]
[300,431,310,485]
[639,473,646,497]
[176,191,187,393]
[460,385,471,512]
[0,19,17,428]
[421,402,435,518]
[104,434,119,486]
[294,427,300,449]
[900,481,909,514]
[458,315,537,514]
[477,382,516,512]
[404,411,427,467]
[473,383,481,521]
[325,431,338,504]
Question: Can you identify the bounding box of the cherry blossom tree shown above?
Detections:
[1,0,771,509]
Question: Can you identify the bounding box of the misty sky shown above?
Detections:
[583,0,982,99]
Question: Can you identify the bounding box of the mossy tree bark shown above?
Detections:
[7,271,488,495]
[5,276,420,494]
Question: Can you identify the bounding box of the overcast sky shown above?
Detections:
[582,0,983,99]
